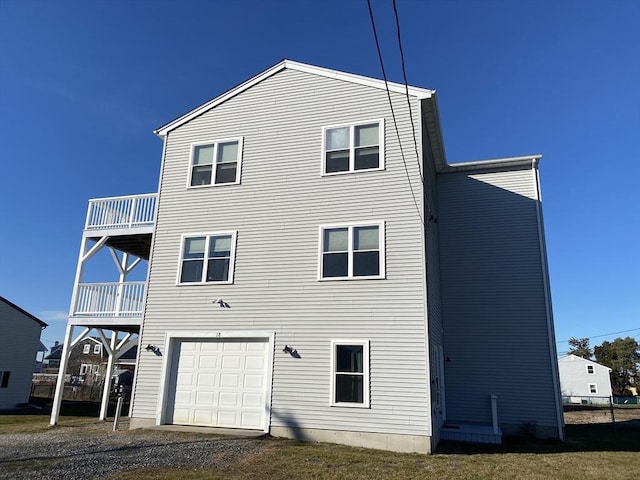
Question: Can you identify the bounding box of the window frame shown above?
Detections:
[588,383,598,394]
[93,344,101,354]
[187,137,244,188]
[321,119,385,176]
[83,344,91,354]
[586,365,595,375]
[176,231,238,285]
[318,221,386,280]
[0,371,10,388]
[330,340,370,408]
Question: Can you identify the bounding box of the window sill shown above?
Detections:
[318,276,385,281]
[330,403,370,409]
[176,281,234,286]
[187,182,240,189]
[321,167,384,177]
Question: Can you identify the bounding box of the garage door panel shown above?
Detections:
[242,392,263,408]
[199,355,219,368]
[245,355,265,369]
[197,372,217,387]
[168,338,269,430]
[241,412,263,428]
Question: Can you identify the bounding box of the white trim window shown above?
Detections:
[178,232,237,284]
[586,365,595,374]
[330,340,370,407]
[93,344,101,354]
[322,120,384,175]
[319,222,385,280]
[189,138,243,187]
[588,383,598,394]
[83,344,91,354]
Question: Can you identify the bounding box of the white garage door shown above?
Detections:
[167,338,269,430]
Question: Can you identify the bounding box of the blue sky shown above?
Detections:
[0,0,638,355]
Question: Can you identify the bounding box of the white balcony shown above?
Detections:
[85,193,156,234]
[73,282,145,318]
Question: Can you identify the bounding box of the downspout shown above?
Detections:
[532,157,565,440]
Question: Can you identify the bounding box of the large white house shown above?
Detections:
[0,296,47,410]
[558,354,613,404]
[49,60,563,452]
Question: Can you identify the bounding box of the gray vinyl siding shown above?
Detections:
[133,69,430,436]
[0,302,42,409]
[558,356,612,398]
[438,167,559,429]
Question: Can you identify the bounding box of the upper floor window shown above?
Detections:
[93,344,101,354]
[83,344,91,354]
[320,222,385,280]
[178,232,237,284]
[189,138,243,187]
[322,120,384,175]
[587,365,595,374]
[330,340,370,408]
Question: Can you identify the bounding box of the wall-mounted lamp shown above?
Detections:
[213,298,230,308]
[283,345,301,358]
[145,344,161,356]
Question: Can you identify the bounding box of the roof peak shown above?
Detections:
[155,59,434,137]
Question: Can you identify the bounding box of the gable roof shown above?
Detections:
[154,59,435,137]
[558,354,612,371]
[0,296,48,328]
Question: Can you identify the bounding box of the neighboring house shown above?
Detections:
[558,355,613,404]
[44,338,137,386]
[0,296,48,409]
[50,60,563,452]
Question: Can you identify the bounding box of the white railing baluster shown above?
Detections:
[84,193,157,230]
[73,281,145,317]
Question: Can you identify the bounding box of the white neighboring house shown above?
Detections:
[0,296,48,409]
[558,355,613,404]
[49,60,564,453]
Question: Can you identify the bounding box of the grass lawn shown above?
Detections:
[112,423,640,480]
[1,407,639,480]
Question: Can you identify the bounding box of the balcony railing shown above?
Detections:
[74,282,146,317]
[85,193,157,230]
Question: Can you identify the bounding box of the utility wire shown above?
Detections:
[366,0,424,226]
[556,327,640,344]
[392,0,423,184]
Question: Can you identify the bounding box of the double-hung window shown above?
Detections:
[83,344,91,354]
[323,120,384,174]
[93,344,101,354]
[189,138,243,187]
[331,340,370,407]
[588,383,598,394]
[178,232,237,284]
[587,365,595,374]
[320,222,385,280]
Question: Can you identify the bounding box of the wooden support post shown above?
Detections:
[50,325,74,426]
[100,330,118,420]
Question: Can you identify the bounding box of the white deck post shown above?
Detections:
[49,324,75,426]
[99,330,118,420]
[490,395,499,434]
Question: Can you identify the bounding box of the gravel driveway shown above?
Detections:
[0,420,267,480]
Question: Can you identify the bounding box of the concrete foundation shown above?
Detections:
[270,426,431,454]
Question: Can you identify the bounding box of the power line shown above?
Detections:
[366,0,424,226]
[392,0,423,184]
[556,327,640,344]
